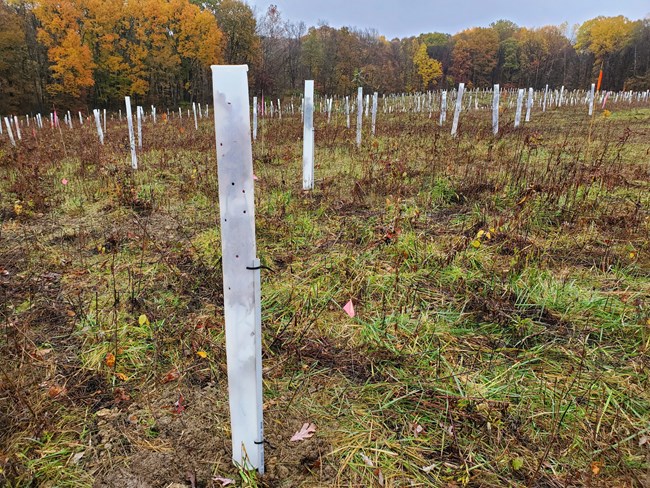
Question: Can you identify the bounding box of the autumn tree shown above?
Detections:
[206,0,260,67]
[418,32,452,85]
[34,0,95,107]
[34,0,222,108]
[451,27,499,87]
[413,42,442,89]
[576,16,641,88]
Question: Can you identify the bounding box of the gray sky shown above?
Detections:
[247,0,649,39]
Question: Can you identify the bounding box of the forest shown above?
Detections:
[1,0,649,114]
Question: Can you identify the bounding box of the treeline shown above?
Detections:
[1,0,649,114]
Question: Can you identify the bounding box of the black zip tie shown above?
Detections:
[254,438,276,449]
[246,265,274,272]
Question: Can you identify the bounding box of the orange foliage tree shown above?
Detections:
[34,0,222,108]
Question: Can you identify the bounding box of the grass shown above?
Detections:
[0,100,649,487]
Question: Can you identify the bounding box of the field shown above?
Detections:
[1,101,649,487]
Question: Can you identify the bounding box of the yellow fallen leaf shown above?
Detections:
[196,350,208,359]
[629,252,636,259]
[138,314,150,326]
[105,352,115,368]
[115,372,128,381]
[476,230,485,239]
[591,461,602,476]
[470,239,481,249]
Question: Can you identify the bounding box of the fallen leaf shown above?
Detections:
[96,408,115,418]
[421,463,436,473]
[212,477,235,487]
[591,461,602,476]
[114,387,130,403]
[174,393,186,414]
[105,352,116,368]
[470,239,481,249]
[138,314,150,326]
[360,454,384,486]
[115,372,129,381]
[161,369,180,383]
[34,348,53,359]
[638,435,648,446]
[290,422,316,441]
[71,451,84,464]
[511,457,524,471]
[439,422,454,436]
[361,453,374,467]
[196,350,208,359]
[48,385,67,398]
[66,310,76,317]
[412,423,424,437]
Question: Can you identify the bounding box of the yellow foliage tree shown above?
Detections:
[35,0,95,104]
[576,16,640,70]
[413,42,442,90]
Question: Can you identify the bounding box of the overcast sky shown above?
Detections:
[246,0,649,39]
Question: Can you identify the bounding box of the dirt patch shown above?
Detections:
[90,381,337,488]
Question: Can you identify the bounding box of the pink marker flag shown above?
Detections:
[602,92,610,110]
[343,300,355,318]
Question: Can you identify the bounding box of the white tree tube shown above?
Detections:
[4,117,15,146]
[439,91,447,125]
[525,88,533,122]
[356,87,363,147]
[451,83,465,137]
[303,80,315,190]
[211,64,264,473]
[492,84,500,135]
[136,106,143,148]
[125,97,137,169]
[345,96,350,129]
[515,89,524,128]
[94,109,104,144]
[371,92,378,135]
[252,96,258,141]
